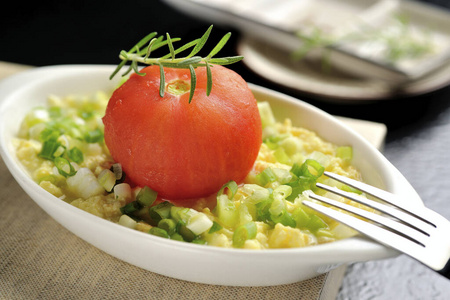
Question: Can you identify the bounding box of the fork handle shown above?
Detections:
[437,259,450,279]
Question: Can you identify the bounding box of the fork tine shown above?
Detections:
[322,171,436,227]
[306,193,428,246]
[315,182,435,235]
[302,198,427,259]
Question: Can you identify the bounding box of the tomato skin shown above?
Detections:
[103,65,262,200]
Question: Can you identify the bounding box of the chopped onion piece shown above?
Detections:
[119,214,137,229]
[98,169,116,192]
[111,163,123,181]
[114,183,132,201]
[66,167,104,199]
[187,213,213,235]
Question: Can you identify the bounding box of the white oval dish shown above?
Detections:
[0,65,421,286]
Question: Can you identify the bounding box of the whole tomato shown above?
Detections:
[103,65,262,200]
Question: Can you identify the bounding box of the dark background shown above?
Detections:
[1,0,449,135]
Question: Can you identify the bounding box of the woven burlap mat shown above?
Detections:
[0,157,341,300]
[0,62,384,299]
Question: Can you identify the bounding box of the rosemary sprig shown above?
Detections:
[292,13,435,69]
[110,25,243,103]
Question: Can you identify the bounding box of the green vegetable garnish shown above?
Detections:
[286,159,324,201]
[158,219,177,236]
[215,181,239,228]
[293,13,435,68]
[255,167,277,186]
[67,147,84,164]
[120,201,141,215]
[84,128,104,143]
[38,138,62,160]
[233,222,257,248]
[148,201,174,224]
[177,223,197,242]
[54,157,77,177]
[136,186,158,207]
[149,227,169,239]
[336,146,352,163]
[110,25,244,103]
[208,221,223,234]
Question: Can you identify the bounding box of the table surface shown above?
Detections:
[1,1,450,299]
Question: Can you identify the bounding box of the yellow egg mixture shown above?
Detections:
[14,91,369,249]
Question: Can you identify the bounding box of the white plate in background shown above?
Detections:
[237,37,450,103]
[163,0,450,99]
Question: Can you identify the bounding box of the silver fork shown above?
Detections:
[302,171,450,279]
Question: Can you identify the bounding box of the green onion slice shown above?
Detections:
[255,168,277,186]
[67,147,84,164]
[292,206,311,228]
[177,222,197,242]
[149,227,169,238]
[208,221,223,234]
[215,194,238,229]
[39,139,61,160]
[54,157,77,177]
[300,159,325,179]
[218,180,238,200]
[149,201,174,224]
[98,169,116,192]
[192,238,207,245]
[136,186,158,207]
[307,215,329,232]
[170,233,184,241]
[158,218,177,236]
[120,201,142,215]
[336,146,353,162]
[84,128,104,143]
[232,222,257,248]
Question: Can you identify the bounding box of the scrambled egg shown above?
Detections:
[14,92,121,221]
[14,93,367,249]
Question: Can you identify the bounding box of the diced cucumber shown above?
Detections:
[215,194,238,228]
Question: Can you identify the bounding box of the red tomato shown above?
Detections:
[103,65,262,200]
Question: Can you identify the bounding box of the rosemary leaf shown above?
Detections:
[177,56,202,66]
[133,32,158,52]
[159,63,165,97]
[138,36,164,56]
[208,56,244,65]
[187,25,213,58]
[166,33,176,60]
[110,25,243,103]
[132,60,145,76]
[141,36,182,63]
[122,64,134,76]
[119,50,129,60]
[206,62,212,96]
[144,38,157,60]
[110,60,127,80]
[207,32,231,59]
[188,65,196,103]
[160,39,199,60]
[157,63,204,69]
[224,56,245,64]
